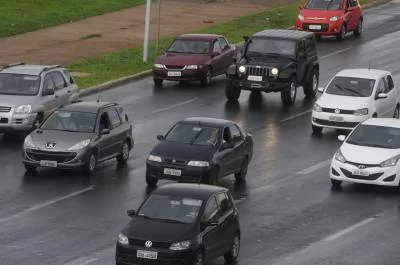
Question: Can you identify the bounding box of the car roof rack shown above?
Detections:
[0,62,25,71]
[39,64,62,75]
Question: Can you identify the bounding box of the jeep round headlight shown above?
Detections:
[238,66,246,73]
[271,68,279,76]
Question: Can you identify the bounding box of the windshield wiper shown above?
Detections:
[333,83,364,96]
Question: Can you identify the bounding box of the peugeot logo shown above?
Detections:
[145,240,152,248]
[358,165,366,169]
[334,109,340,114]
[45,142,56,149]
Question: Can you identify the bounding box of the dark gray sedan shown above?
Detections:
[22,101,134,175]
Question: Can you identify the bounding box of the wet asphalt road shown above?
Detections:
[1,2,400,264]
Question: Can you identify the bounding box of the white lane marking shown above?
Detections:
[322,217,376,242]
[151,97,198,114]
[0,186,94,223]
[320,47,352,59]
[280,109,311,123]
[297,159,331,175]
[63,257,98,265]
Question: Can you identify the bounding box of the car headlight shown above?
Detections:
[148,155,162,162]
[298,14,304,21]
[238,66,246,73]
[186,65,198,70]
[153,64,165,69]
[24,135,36,149]
[312,103,322,112]
[67,139,91,151]
[169,241,191,251]
[271,68,279,76]
[330,16,339,21]
[117,233,129,245]
[15,104,32,114]
[380,155,400,167]
[353,108,368,116]
[335,149,346,163]
[188,161,209,167]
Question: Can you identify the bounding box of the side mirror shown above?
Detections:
[157,134,164,140]
[211,51,220,58]
[221,141,234,150]
[376,93,388,99]
[338,135,346,142]
[127,209,136,217]
[100,128,110,135]
[43,88,54,96]
[317,87,324,93]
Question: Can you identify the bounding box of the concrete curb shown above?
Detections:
[79,0,391,97]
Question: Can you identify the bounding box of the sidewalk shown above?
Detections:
[0,0,293,65]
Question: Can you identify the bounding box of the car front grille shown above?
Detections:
[314,118,359,128]
[0,106,11,113]
[128,238,171,249]
[302,23,329,32]
[163,158,186,164]
[26,149,77,163]
[321,107,354,115]
[340,168,383,180]
[346,161,380,168]
[0,118,8,124]
[245,65,269,77]
[165,65,185,70]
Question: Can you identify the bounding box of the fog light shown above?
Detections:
[383,175,396,182]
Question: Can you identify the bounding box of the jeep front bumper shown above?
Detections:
[231,78,289,92]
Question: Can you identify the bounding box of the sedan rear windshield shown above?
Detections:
[0,73,40,96]
[305,0,343,10]
[137,194,203,224]
[325,76,376,97]
[347,124,400,149]
[165,123,219,146]
[41,110,97,133]
[167,39,211,54]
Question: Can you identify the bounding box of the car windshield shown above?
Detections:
[325,76,376,97]
[137,194,203,224]
[305,0,343,10]
[0,73,40,96]
[347,124,400,149]
[246,38,296,57]
[41,110,97,133]
[165,123,219,146]
[167,39,210,54]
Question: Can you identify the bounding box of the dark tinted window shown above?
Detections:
[347,124,400,149]
[203,196,218,221]
[43,74,55,91]
[325,76,376,97]
[106,108,121,128]
[218,37,229,50]
[168,39,210,54]
[213,40,222,53]
[247,38,296,56]
[216,192,232,216]
[0,73,40,96]
[165,123,219,146]
[229,124,242,141]
[306,0,343,10]
[41,110,96,133]
[62,70,74,84]
[386,75,394,92]
[51,72,66,90]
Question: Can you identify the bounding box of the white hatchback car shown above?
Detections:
[312,69,400,134]
[330,118,400,188]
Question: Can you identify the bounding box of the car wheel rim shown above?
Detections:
[89,155,96,171]
[232,236,240,258]
[312,73,318,92]
[122,143,129,160]
[341,25,346,39]
[290,81,296,100]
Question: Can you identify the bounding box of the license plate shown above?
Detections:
[137,250,158,260]
[247,75,263,82]
[309,25,321,30]
[352,169,370,176]
[40,160,57,167]
[329,116,344,122]
[164,168,182,176]
[167,71,181,77]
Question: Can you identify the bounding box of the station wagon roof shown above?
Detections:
[361,118,400,128]
[0,64,62,75]
[252,29,314,40]
[152,183,228,200]
[336,68,390,80]
[178,34,222,41]
[60,101,116,113]
[179,117,234,127]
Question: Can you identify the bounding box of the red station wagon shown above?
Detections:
[152,34,236,87]
[295,0,363,40]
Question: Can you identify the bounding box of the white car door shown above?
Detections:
[374,78,392,117]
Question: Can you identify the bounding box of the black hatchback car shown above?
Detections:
[22,101,134,175]
[116,183,241,265]
[146,117,253,186]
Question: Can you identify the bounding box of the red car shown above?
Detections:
[295,0,363,40]
[152,34,236,87]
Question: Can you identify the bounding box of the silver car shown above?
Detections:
[0,63,79,134]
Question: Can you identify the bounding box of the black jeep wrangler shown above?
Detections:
[225,29,319,105]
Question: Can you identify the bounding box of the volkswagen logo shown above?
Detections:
[358,165,366,169]
[334,109,340,114]
[145,240,152,248]
[45,142,56,149]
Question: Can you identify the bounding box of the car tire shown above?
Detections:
[312,125,323,135]
[331,179,342,188]
[354,19,363,37]
[190,250,204,265]
[24,164,37,174]
[224,233,240,263]
[84,153,97,175]
[303,68,319,98]
[393,105,400,119]
[146,172,158,187]
[337,23,346,40]
[235,156,249,183]
[201,69,212,87]
[225,80,241,102]
[116,141,130,165]
[281,76,297,106]
[154,79,163,88]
